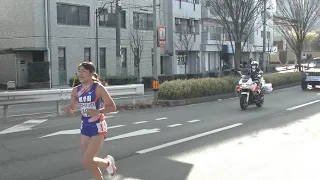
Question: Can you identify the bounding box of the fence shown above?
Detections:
[0,84,144,120]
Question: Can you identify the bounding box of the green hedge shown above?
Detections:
[158,72,301,100]
[69,76,138,87]
[27,62,50,83]
[142,72,218,89]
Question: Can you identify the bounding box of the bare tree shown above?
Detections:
[175,24,195,74]
[129,27,145,80]
[203,0,264,70]
[216,25,226,77]
[274,0,320,71]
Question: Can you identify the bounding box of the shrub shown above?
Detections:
[263,72,301,87]
[158,72,301,100]
[27,62,50,83]
[105,76,138,85]
[142,72,218,89]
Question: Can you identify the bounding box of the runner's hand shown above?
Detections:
[86,109,100,117]
[64,105,74,114]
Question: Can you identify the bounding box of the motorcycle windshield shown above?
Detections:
[241,76,251,83]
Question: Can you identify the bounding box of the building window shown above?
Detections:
[57,3,90,26]
[100,47,106,69]
[267,31,271,39]
[58,47,66,70]
[121,48,127,68]
[98,8,126,28]
[133,12,153,30]
[84,48,91,61]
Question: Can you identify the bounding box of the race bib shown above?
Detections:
[96,120,107,133]
[79,102,96,117]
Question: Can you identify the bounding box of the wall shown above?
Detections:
[0,0,46,49]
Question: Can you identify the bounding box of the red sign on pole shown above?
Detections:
[157,26,166,47]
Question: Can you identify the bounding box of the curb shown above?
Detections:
[157,82,301,107]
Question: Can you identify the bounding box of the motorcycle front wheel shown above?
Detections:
[240,94,248,110]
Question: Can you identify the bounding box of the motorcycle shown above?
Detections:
[235,71,265,110]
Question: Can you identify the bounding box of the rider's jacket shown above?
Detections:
[250,68,260,81]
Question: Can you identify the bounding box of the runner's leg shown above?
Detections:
[80,134,90,154]
[82,134,109,180]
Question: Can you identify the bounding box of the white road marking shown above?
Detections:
[167,124,182,127]
[39,129,80,138]
[107,125,125,129]
[155,117,168,121]
[286,100,320,111]
[0,112,53,119]
[38,124,125,138]
[0,119,48,135]
[106,128,160,141]
[273,113,283,116]
[136,123,243,154]
[188,119,201,123]
[133,121,148,124]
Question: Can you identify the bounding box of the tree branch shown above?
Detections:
[274,0,320,68]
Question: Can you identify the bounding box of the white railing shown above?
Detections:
[0,84,144,120]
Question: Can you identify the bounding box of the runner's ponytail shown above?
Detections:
[92,73,100,82]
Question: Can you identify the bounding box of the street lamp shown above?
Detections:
[95,0,118,74]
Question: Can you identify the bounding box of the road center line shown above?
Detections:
[155,117,168,121]
[286,100,320,111]
[136,123,243,154]
[167,124,182,127]
[108,125,125,129]
[188,119,201,123]
[133,121,148,124]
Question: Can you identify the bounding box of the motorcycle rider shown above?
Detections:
[248,61,262,87]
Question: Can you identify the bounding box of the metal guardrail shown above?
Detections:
[0,84,144,120]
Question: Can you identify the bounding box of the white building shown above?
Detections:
[161,0,202,75]
[200,0,274,71]
[0,0,161,87]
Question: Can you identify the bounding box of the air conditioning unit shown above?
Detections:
[175,18,181,25]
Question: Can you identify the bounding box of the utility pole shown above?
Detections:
[115,0,122,76]
[95,9,100,74]
[152,0,158,101]
[262,0,267,71]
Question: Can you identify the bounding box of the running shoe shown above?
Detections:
[105,155,117,178]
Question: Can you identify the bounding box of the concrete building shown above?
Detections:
[161,0,202,74]
[0,0,161,87]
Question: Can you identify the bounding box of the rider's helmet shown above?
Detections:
[250,61,259,70]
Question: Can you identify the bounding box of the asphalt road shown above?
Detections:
[0,92,154,120]
[1,85,320,180]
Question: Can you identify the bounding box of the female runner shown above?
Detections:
[65,62,117,180]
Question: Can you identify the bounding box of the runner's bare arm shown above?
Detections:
[97,84,116,114]
[68,87,78,111]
